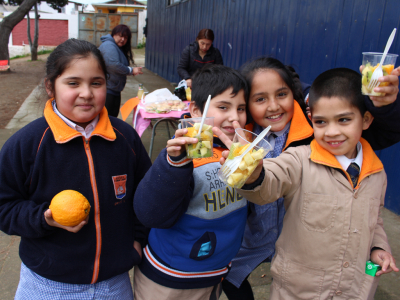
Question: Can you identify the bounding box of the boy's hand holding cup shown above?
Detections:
[367,65,400,107]
[166,128,199,158]
[360,51,399,107]
[213,121,265,186]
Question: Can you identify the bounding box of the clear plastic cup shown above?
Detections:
[361,52,398,96]
[218,128,272,189]
[181,117,214,158]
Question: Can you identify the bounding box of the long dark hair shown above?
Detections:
[111,24,134,64]
[240,57,306,114]
[45,39,108,96]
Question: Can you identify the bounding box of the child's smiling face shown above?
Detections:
[190,88,247,140]
[50,55,107,128]
[248,70,295,132]
[311,97,373,159]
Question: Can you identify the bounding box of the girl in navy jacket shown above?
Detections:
[0,39,151,299]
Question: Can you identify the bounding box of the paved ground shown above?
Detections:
[0,49,399,299]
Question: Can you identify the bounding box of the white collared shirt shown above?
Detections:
[52,100,99,139]
[335,142,363,172]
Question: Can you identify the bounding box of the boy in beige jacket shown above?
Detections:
[229,68,398,300]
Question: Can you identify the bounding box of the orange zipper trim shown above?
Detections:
[83,137,102,284]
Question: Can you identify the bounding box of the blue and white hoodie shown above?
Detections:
[134,142,248,289]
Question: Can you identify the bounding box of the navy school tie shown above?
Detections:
[347,162,360,187]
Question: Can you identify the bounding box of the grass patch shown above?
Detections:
[10,49,54,60]
[137,42,146,49]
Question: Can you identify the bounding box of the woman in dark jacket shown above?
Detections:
[177,28,223,88]
[99,24,143,117]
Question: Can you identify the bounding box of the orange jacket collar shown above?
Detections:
[245,101,313,151]
[43,99,116,143]
[284,101,313,150]
[192,147,224,168]
[310,138,383,188]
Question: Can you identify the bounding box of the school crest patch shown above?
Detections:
[112,175,127,199]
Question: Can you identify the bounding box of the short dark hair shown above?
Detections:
[191,64,248,113]
[45,39,107,96]
[111,24,134,64]
[240,57,306,113]
[309,68,366,115]
[196,28,215,42]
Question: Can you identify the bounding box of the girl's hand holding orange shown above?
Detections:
[166,128,198,157]
[44,209,89,233]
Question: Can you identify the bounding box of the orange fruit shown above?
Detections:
[49,190,91,227]
[185,127,197,138]
[380,65,395,87]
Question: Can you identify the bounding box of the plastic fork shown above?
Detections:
[368,28,397,91]
[221,126,271,178]
[194,95,211,139]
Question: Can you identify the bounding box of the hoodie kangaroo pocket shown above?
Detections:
[301,193,337,232]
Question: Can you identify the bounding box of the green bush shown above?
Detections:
[137,41,146,49]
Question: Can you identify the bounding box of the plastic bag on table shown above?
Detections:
[177,79,187,90]
[144,88,180,104]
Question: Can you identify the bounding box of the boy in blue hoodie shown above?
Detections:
[133,64,249,299]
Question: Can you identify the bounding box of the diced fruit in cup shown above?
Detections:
[227,173,244,186]
[184,122,213,158]
[224,144,266,188]
[187,144,212,158]
[361,63,395,95]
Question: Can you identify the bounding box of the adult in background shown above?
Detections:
[99,24,143,117]
[177,28,223,88]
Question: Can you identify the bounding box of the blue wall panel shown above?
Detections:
[146,0,400,214]
[146,0,400,84]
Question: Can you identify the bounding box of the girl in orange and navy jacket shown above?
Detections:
[0,39,151,299]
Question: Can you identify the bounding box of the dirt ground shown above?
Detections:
[0,54,49,128]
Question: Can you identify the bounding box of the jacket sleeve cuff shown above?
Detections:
[167,152,192,167]
[371,243,391,255]
[241,167,265,190]
[41,212,56,232]
[364,95,394,116]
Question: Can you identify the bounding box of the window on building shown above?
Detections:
[167,0,181,6]
[109,9,116,13]
[98,9,102,13]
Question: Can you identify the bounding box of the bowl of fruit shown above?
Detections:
[181,117,214,158]
[361,52,398,96]
[219,128,272,188]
